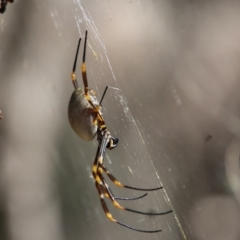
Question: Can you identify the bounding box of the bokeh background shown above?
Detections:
[1,0,240,239]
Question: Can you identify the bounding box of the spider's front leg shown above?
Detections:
[94,178,162,233]
[93,136,167,214]
[96,167,172,216]
[98,181,148,201]
[99,163,163,191]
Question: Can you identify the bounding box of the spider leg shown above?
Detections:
[94,131,163,192]
[99,164,163,191]
[79,30,105,125]
[92,134,169,233]
[95,181,162,233]
[99,86,108,106]
[96,129,164,192]
[71,38,81,89]
[115,193,148,201]
[80,30,92,102]
[99,181,148,201]
[93,139,147,201]
[93,126,172,232]
[97,169,172,216]
[81,30,89,94]
[70,31,100,119]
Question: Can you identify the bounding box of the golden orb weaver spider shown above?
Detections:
[0,0,13,13]
[68,31,172,233]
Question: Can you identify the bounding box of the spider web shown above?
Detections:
[69,1,187,240]
[0,1,188,240]
[2,1,240,240]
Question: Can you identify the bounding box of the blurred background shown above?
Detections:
[1,0,240,239]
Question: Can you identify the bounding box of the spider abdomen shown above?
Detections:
[68,88,99,141]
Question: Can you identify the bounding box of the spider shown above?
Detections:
[0,0,13,14]
[68,31,172,233]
